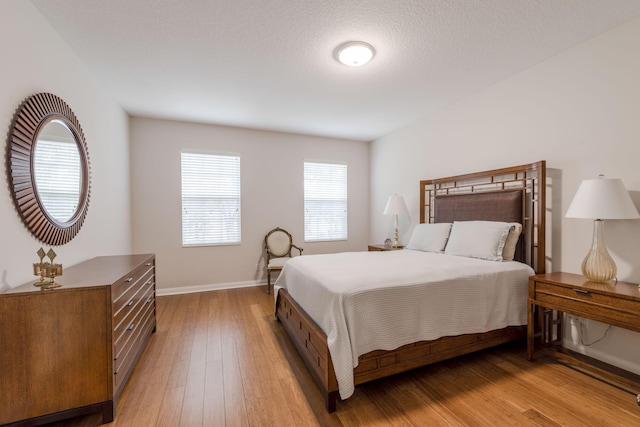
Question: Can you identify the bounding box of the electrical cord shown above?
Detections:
[580,321,612,346]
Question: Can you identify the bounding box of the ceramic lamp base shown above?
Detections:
[581,219,616,283]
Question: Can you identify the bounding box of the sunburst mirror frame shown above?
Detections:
[7,93,91,246]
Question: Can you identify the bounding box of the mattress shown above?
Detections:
[274,249,534,399]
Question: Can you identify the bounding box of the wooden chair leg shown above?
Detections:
[267,270,271,294]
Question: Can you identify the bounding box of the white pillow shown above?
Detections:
[405,223,452,253]
[502,223,523,261]
[444,221,514,261]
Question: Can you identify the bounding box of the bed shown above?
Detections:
[275,161,546,412]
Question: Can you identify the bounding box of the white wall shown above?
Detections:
[371,16,640,374]
[130,117,369,293]
[0,1,131,291]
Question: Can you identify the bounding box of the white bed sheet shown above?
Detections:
[274,249,534,399]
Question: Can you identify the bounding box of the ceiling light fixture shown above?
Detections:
[335,41,375,67]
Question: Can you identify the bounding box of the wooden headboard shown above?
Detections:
[420,161,546,273]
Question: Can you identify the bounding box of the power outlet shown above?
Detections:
[567,314,585,327]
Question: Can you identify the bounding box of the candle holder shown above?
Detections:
[33,248,63,289]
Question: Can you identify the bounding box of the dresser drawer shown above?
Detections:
[113,269,154,330]
[534,281,640,327]
[113,261,154,306]
[114,296,156,392]
[114,282,155,364]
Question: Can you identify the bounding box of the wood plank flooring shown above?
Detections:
[43,286,640,426]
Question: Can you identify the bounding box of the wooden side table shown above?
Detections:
[367,245,404,251]
[528,272,640,404]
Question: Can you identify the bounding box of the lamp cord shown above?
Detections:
[580,322,612,346]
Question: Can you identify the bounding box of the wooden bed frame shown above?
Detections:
[276,161,546,412]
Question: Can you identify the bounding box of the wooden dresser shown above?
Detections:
[0,254,156,426]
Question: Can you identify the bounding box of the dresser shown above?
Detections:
[0,254,156,426]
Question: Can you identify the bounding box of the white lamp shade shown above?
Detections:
[383,195,408,215]
[565,177,640,220]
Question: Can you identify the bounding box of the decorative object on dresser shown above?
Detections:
[0,254,156,426]
[565,175,640,282]
[264,227,302,294]
[7,93,91,246]
[32,247,63,289]
[383,194,409,248]
[276,161,546,412]
[527,272,640,405]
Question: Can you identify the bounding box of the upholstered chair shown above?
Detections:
[264,227,302,294]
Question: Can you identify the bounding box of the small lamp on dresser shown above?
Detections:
[565,175,640,282]
[384,194,409,248]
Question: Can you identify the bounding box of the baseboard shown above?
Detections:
[157,279,267,296]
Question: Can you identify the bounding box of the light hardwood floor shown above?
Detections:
[44,286,640,426]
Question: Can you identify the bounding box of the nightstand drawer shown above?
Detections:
[536,281,639,310]
[533,280,640,330]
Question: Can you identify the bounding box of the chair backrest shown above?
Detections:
[265,227,292,257]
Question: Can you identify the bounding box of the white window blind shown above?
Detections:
[181,152,241,246]
[304,161,347,242]
[33,139,81,224]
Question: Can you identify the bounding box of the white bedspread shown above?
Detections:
[274,250,534,399]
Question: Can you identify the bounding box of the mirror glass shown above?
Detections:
[33,119,83,224]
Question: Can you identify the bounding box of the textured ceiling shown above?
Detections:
[30,0,640,141]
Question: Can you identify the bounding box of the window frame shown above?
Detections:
[303,160,348,243]
[181,150,241,247]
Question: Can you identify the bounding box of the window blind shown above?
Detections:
[33,139,81,224]
[181,152,241,246]
[304,161,347,242]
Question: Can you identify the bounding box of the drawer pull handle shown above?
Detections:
[146,298,152,304]
[127,300,134,306]
[573,288,590,295]
[145,262,152,266]
[125,277,133,282]
[127,323,135,331]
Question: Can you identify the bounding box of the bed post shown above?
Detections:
[535,161,546,274]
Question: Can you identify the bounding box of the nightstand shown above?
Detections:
[367,245,403,251]
[528,272,640,401]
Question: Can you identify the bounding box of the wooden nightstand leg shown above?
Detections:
[555,310,563,344]
[537,304,545,346]
[527,299,535,361]
[544,308,552,346]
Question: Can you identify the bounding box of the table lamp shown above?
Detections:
[565,175,639,282]
[384,195,408,248]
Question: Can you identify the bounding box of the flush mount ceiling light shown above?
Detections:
[335,41,375,67]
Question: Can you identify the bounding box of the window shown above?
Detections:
[181,152,240,246]
[304,161,347,242]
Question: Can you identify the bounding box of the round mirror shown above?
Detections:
[7,93,91,246]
